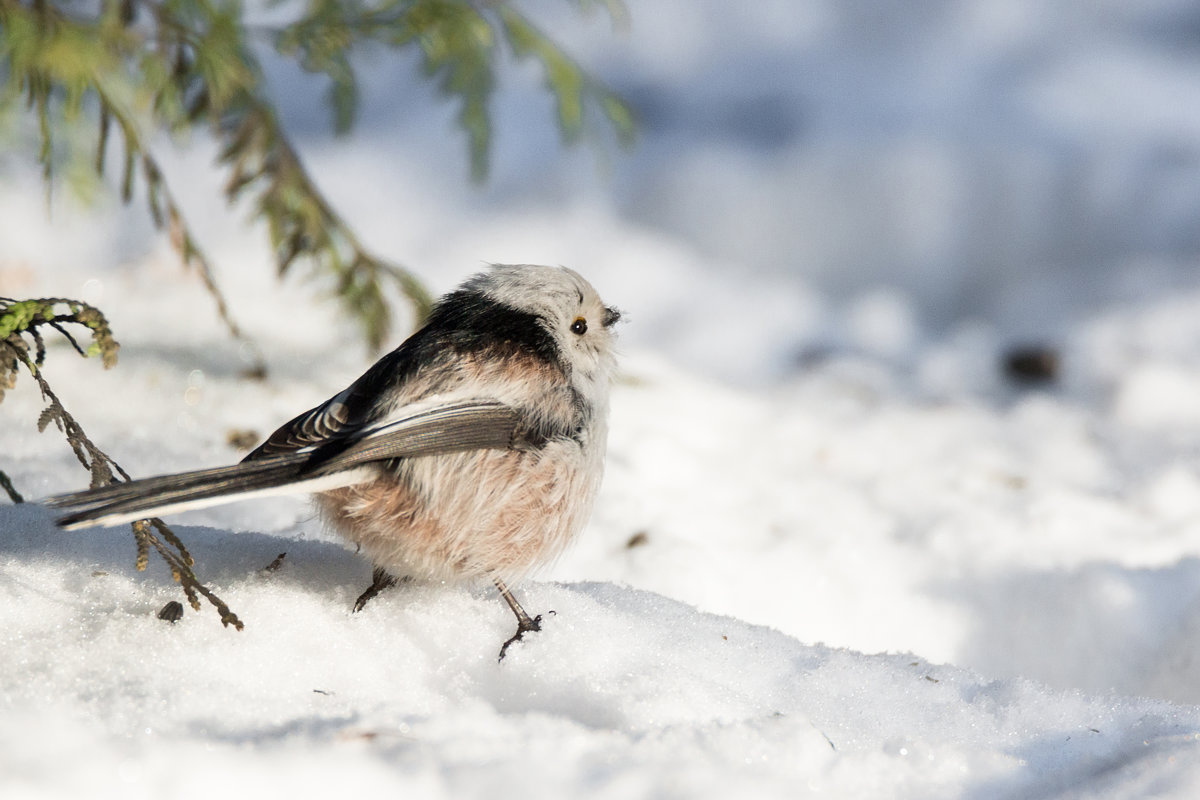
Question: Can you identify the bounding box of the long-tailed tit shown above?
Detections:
[48,264,621,658]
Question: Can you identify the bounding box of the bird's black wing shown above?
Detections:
[245,348,415,460]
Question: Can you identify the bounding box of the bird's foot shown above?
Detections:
[353,568,402,613]
[498,612,549,661]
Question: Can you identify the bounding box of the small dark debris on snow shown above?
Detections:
[239,363,269,382]
[626,531,650,549]
[259,552,287,574]
[157,600,185,623]
[1003,345,1060,385]
[226,428,261,451]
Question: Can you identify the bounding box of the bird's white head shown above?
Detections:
[467,264,621,392]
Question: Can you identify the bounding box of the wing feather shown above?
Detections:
[48,400,522,529]
[246,348,415,459]
[300,400,521,474]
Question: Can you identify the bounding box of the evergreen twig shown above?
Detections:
[0,0,633,352]
[0,297,242,628]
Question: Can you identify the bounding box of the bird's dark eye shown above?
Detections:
[570,317,588,335]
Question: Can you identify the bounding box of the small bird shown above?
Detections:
[48,264,621,658]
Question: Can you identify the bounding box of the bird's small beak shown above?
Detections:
[602,306,622,328]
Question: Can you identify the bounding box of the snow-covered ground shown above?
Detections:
[7,1,1200,797]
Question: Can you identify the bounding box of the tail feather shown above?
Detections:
[47,454,360,530]
[46,399,522,530]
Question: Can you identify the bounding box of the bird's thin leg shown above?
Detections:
[495,577,542,661]
[353,567,404,613]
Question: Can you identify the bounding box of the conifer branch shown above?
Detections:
[0,297,242,628]
[1,0,633,351]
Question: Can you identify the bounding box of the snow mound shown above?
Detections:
[4,503,1199,799]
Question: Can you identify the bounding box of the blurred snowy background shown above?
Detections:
[7,1,1200,797]
[13,0,1200,382]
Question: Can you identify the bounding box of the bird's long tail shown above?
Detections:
[46,454,368,530]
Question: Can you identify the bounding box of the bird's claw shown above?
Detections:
[352,568,401,613]
[498,613,545,661]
